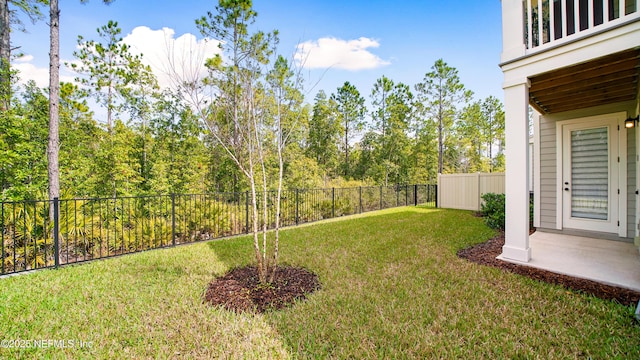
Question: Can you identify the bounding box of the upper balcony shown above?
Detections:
[501,0,640,64]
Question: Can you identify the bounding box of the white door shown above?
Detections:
[561,115,624,234]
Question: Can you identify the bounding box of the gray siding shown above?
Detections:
[627,129,636,238]
[539,115,557,229]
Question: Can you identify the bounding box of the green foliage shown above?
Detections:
[0,82,49,200]
[146,95,210,195]
[363,77,414,185]
[0,58,13,110]
[415,59,472,174]
[0,201,52,272]
[284,156,323,190]
[457,96,505,173]
[480,192,505,230]
[331,81,366,179]
[3,0,503,202]
[69,20,157,130]
[58,82,100,196]
[307,90,340,177]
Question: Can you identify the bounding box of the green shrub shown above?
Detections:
[480,193,505,230]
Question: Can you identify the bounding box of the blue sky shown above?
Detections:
[12,0,504,113]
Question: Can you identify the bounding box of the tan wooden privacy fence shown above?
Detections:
[437,173,505,211]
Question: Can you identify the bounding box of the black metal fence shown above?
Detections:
[0,184,436,276]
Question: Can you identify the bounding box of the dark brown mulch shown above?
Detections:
[203,265,320,313]
[458,232,640,307]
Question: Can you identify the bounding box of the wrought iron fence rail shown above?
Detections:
[0,184,436,276]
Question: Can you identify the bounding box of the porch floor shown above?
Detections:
[503,231,640,292]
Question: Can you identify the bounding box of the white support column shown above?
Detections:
[501,78,532,262]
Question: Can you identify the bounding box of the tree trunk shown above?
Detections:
[0,0,10,111]
[47,0,61,209]
[270,106,284,283]
[344,116,349,178]
[249,177,263,282]
[0,0,8,64]
[438,95,443,174]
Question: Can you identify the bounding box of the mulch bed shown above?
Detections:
[204,265,320,313]
[458,231,640,307]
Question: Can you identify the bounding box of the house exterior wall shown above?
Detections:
[529,138,534,192]
[500,1,640,261]
[627,129,636,238]
[536,100,637,238]
[636,87,640,246]
[539,114,557,229]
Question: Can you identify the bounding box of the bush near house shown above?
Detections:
[480,193,505,230]
[480,192,535,230]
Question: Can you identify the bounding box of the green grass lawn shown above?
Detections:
[1,207,638,359]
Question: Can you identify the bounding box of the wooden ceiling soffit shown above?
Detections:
[528,48,640,114]
[532,80,638,105]
[540,85,638,107]
[547,95,637,113]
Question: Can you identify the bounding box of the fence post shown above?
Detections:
[171,194,176,246]
[476,172,482,211]
[434,184,438,208]
[332,188,335,218]
[380,186,383,210]
[295,189,299,225]
[359,186,362,213]
[245,191,249,233]
[53,197,60,268]
[405,184,408,205]
[414,184,418,206]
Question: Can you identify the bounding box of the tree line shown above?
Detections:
[0,0,505,203]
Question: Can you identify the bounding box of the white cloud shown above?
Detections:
[10,26,220,114]
[12,55,75,88]
[15,55,33,63]
[294,37,390,71]
[122,26,222,91]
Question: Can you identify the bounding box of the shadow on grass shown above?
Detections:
[205,205,444,268]
[205,234,254,270]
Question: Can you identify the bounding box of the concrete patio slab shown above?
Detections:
[499,231,640,292]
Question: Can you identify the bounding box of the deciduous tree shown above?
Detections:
[194,0,298,284]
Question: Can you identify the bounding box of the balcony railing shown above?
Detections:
[522,0,639,52]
